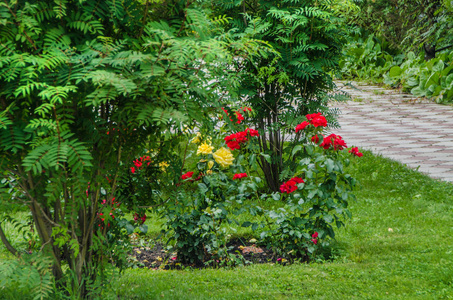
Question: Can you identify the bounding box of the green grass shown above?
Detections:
[2,150,453,299]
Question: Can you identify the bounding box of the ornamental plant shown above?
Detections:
[165,108,361,264]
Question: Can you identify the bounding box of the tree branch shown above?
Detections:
[0,221,18,256]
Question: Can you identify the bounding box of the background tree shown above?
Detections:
[213,0,349,191]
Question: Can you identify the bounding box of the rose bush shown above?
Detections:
[158,107,362,264]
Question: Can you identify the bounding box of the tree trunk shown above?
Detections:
[424,43,436,60]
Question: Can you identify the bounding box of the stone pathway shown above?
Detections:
[332,81,453,182]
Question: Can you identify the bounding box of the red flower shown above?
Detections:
[245,128,259,137]
[226,140,241,150]
[311,232,318,244]
[181,171,194,180]
[311,134,322,144]
[221,107,234,122]
[280,181,297,194]
[133,159,143,168]
[349,147,363,157]
[225,131,248,150]
[134,213,147,225]
[235,111,244,124]
[320,134,347,150]
[280,177,304,194]
[242,107,252,112]
[306,112,327,127]
[131,167,136,174]
[233,173,248,180]
[295,121,310,133]
[224,129,259,150]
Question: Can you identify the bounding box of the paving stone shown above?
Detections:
[334,81,453,183]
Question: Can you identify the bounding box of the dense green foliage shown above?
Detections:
[340,1,453,103]
[340,34,453,103]
[348,0,453,57]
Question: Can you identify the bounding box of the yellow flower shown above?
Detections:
[159,161,169,172]
[207,160,214,170]
[206,170,213,175]
[212,147,234,168]
[197,143,214,155]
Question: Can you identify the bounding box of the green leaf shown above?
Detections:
[125,224,135,235]
[241,221,252,227]
[389,66,402,78]
[291,145,302,157]
[139,224,148,234]
[198,183,209,194]
[323,214,333,223]
[260,153,271,163]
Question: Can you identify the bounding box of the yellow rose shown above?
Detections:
[212,147,234,168]
[197,143,214,155]
[207,160,214,169]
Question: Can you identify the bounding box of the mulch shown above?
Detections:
[128,237,296,270]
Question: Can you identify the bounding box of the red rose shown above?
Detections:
[225,131,248,150]
[332,135,347,150]
[295,121,310,133]
[233,173,248,180]
[245,128,259,137]
[280,181,297,194]
[306,112,327,127]
[181,171,194,180]
[320,134,346,150]
[311,134,322,144]
[133,159,143,168]
[312,232,318,238]
[311,239,318,245]
[280,177,304,193]
[349,147,363,157]
[235,111,244,124]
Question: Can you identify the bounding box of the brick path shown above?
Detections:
[332,81,453,182]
